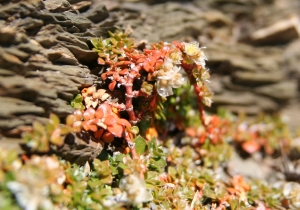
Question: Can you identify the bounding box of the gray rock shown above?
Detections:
[12,17,44,31]
[42,45,79,65]
[56,33,89,50]
[35,96,74,117]
[83,4,109,23]
[0,47,24,74]
[63,44,97,64]
[37,12,73,28]
[63,11,92,32]
[72,1,92,12]
[211,91,279,114]
[35,24,65,48]
[67,25,81,33]
[17,40,43,54]
[0,76,58,100]
[284,39,300,88]
[43,0,71,12]
[0,97,45,119]
[3,47,30,61]
[0,68,17,76]
[0,26,29,45]
[254,81,298,101]
[232,71,284,86]
[27,53,51,64]
[27,63,90,77]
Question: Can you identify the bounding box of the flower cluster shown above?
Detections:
[154,58,186,97]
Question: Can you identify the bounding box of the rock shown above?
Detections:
[37,12,73,29]
[42,45,79,65]
[35,96,74,117]
[211,91,279,114]
[254,81,298,101]
[246,15,300,45]
[27,63,90,77]
[43,0,71,12]
[35,24,65,48]
[72,1,92,12]
[17,40,43,53]
[0,0,42,20]
[0,97,45,119]
[63,11,92,32]
[0,47,24,74]
[0,26,28,45]
[63,44,97,64]
[203,10,233,26]
[3,47,30,61]
[284,39,300,90]
[0,68,17,76]
[0,76,58,100]
[232,71,284,86]
[56,33,89,49]
[27,53,50,64]
[83,4,109,23]
[11,17,44,31]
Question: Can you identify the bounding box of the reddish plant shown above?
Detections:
[68,31,212,159]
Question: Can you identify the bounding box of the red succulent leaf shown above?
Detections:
[136,57,146,64]
[88,124,98,132]
[95,103,112,119]
[103,114,116,126]
[143,61,151,72]
[149,96,158,111]
[101,73,107,80]
[210,115,221,127]
[107,123,124,138]
[98,57,105,65]
[109,80,117,91]
[116,118,131,128]
[82,121,89,131]
[119,68,129,75]
[242,140,261,154]
[106,71,114,76]
[102,131,115,143]
[155,59,164,69]
[94,129,104,139]
[149,56,157,67]
[199,132,207,144]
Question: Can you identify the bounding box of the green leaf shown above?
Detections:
[134,135,148,156]
[74,94,83,102]
[93,159,113,184]
[50,113,60,127]
[90,38,99,48]
[130,126,139,135]
[33,121,44,134]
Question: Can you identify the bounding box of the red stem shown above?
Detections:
[124,131,138,159]
[193,84,208,131]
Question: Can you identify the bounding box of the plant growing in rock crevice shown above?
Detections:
[76,30,212,159]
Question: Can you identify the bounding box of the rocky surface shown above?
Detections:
[0,0,300,162]
[0,0,110,161]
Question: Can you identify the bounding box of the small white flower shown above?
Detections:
[155,63,186,97]
[156,80,174,97]
[169,48,183,64]
[119,173,153,205]
[183,42,207,68]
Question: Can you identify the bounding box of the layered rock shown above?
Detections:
[0,0,111,161]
